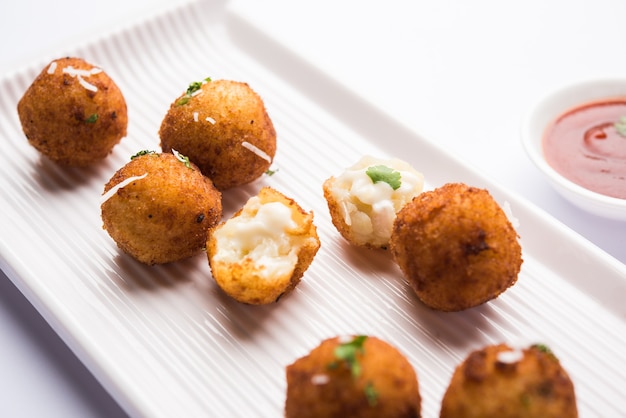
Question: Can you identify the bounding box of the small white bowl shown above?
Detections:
[521,78,626,220]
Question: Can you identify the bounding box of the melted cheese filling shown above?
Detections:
[332,156,424,245]
[213,198,298,278]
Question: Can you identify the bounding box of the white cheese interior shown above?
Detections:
[213,197,298,278]
[332,155,424,246]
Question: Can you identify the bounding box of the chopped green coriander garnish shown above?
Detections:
[327,336,378,408]
[364,381,378,406]
[365,165,402,190]
[176,77,212,106]
[186,77,211,94]
[328,335,368,378]
[186,81,203,95]
[131,150,157,160]
[265,168,279,176]
[85,113,98,123]
[615,116,626,137]
[176,96,191,106]
[532,343,556,359]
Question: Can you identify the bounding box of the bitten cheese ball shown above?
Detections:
[440,343,578,418]
[390,182,522,311]
[17,57,127,166]
[159,78,276,190]
[323,155,424,249]
[206,186,320,305]
[101,151,222,265]
[285,335,421,418]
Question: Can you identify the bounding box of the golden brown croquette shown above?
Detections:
[285,335,421,418]
[207,186,320,304]
[101,151,222,265]
[390,183,522,311]
[159,78,276,190]
[17,57,127,166]
[440,343,578,418]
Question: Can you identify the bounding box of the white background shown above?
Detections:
[1,0,625,416]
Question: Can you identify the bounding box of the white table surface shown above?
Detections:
[1,0,625,416]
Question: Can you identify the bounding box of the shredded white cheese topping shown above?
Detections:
[78,76,98,92]
[62,65,101,92]
[193,112,199,122]
[62,66,102,77]
[100,173,148,205]
[497,349,524,364]
[205,116,216,124]
[241,141,272,163]
[47,61,57,75]
[310,374,330,385]
[171,149,188,164]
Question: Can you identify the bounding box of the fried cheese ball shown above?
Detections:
[159,78,276,190]
[206,186,320,304]
[101,151,222,265]
[390,183,522,311]
[440,343,578,418]
[17,57,127,166]
[323,156,424,249]
[285,335,421,418]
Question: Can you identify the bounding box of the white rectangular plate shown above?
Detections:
[1,1,625,417]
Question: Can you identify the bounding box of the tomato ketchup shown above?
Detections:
[542,98,626,199]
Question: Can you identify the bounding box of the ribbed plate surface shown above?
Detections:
[1,1,625,417]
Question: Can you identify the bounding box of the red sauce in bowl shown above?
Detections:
[542,98,626,199]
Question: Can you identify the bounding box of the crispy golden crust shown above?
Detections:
[390,183,522,311]
[159,79,276,190]
[101,152,222,265]
[17,57,127,166]
[440,344,578,418]
[322,175,358,244]
[206,187,320,304]
[285,336,421,418]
